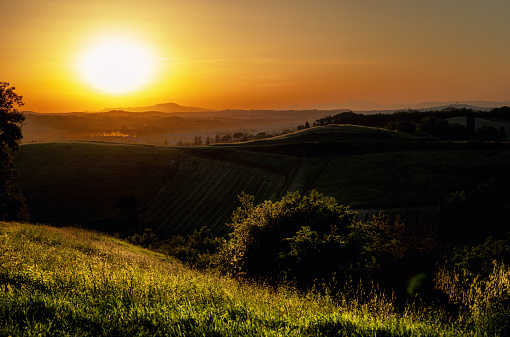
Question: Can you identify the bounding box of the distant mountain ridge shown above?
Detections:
[278,100,510,112]
[101,102,214,113]
[105,100,510,114]
[23,100,510,116]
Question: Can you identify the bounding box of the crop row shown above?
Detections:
[142,155,287,236]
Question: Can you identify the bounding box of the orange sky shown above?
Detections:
[2,0,510,112]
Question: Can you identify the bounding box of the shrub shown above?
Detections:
[219,190,359,286]
[128,227,222,269]
[352,212,439,302]
[165,226,223,269]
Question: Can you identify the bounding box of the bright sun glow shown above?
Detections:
[78,37,155,95]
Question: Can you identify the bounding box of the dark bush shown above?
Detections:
[219,191,361,286]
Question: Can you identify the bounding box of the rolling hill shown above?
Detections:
[14,125,510,237]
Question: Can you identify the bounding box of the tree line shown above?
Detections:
[174,131,290,146]
[297,107,510,141]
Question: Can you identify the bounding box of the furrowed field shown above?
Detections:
[143,154,288,236]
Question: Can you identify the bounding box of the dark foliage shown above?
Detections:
[448,234,510,276]
[314,109,471,130]
[0,82,28,221]
[442,179,510,245]
[310,107,510,142]
[476,125,499,141]
[128,226,222,269]
[218,191,358,285]
[217,191,438,296]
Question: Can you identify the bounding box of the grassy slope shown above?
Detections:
[14,142,180,230]
[0,222,459,336]
[14,142,297,236]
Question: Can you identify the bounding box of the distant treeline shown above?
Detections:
[296,107,510,141]
[177,131,289,146]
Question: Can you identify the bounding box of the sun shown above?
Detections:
[78,37,155,95]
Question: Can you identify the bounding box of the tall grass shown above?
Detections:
[0,221,489,336]
[435,261,510,335]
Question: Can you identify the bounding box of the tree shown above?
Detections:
[233,132,244,141]
[476,125,498,141]
[0,82,28,221]
[395,120,416,133]
[0,83,25,152]
[220,134,232,142]
[466,112,475,140]
[499,126,507,142]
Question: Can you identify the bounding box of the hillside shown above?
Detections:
[241,124,434,145]
[14,141,297,236]
[14,125,510,237]
[14,142,180,231]
[1,221,464,336]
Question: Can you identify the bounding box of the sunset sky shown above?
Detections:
[2,0,510,112]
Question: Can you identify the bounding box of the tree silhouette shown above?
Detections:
[0,82,28,221]
[221,134,232,142]
[233,132,244,141]
[499,126,507,142]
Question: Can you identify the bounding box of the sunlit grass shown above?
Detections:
[0,222,481,336]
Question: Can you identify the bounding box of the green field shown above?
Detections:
[14,125,510,237]
[0,221,468,336]
[14,141,298,236]
[14,142,180,231]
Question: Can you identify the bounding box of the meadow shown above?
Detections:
[0,221,486,336]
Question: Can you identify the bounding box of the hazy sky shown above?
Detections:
[2,0,510,112]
